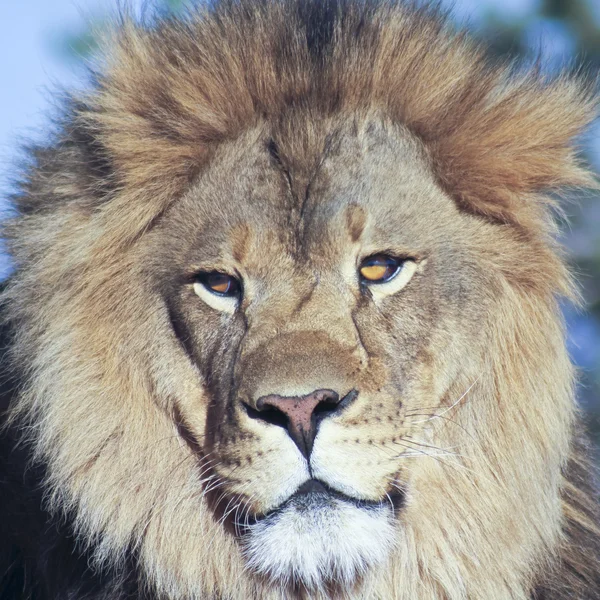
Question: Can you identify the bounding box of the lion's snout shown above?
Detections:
[230,326,365,460]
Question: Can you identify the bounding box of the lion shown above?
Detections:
[1,0,599,598]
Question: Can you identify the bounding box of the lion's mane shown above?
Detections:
[1,1,599,599]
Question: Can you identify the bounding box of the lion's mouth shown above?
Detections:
[248,478,399,526]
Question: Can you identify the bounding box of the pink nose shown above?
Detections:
[254,389,342,457]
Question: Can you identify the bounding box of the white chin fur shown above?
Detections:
[243,494,396,589]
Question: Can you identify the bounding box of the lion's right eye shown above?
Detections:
[359,254,402,285]
[196,271,241,297]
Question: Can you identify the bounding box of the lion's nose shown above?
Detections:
[250,389,353,458]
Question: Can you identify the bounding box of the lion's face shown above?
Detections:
[141,120,491,587]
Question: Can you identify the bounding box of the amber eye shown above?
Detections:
[196,271,241,297]
[359,254,402,284]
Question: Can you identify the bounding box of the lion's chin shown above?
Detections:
[242,482,397,589]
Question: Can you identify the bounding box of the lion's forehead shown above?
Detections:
[159,120,461,291]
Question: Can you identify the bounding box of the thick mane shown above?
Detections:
[1,1,599,599]
[12,0,597,228]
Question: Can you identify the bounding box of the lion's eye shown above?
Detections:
[196,271,241,297]
[359,255,402,284]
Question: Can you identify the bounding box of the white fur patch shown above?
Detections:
[243,493,396,589]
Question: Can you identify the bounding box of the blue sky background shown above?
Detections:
[1,0,599,431]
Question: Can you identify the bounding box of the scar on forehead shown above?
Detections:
[231,223,252,263]
[346,203,367,243]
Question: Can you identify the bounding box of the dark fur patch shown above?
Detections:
[0,313,145,600]
[298,0,342,62]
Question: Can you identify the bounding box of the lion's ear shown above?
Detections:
[425,76,598,225]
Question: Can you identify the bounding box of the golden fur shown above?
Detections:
[2,1,599,599]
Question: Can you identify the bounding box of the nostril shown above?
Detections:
[337,389,359,411]
[313,389,357,422]
[313,397,341,420]
[243,401,289,429]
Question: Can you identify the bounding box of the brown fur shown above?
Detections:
[2,1,599,599]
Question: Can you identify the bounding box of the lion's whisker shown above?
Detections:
[405,413,477,440]
[401,436,461,452]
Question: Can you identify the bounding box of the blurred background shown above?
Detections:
[0,0,598,440]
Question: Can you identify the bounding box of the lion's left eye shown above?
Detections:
[196,271,241,297]
[359,255,402,284]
